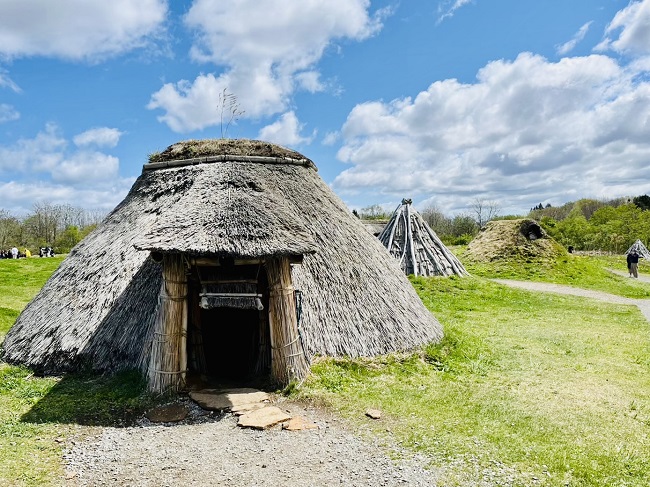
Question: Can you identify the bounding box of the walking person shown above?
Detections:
[627,250,640,278]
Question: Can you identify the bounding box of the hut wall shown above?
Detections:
[148,254,188,393]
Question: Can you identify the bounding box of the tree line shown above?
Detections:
[0,203,106,254]
[357,198,501,245]
[529,196,650,253]
[358,194,650,252]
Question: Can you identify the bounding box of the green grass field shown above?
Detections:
[298,255,650,486]
[1,254,650,485]
[0,257,154,486]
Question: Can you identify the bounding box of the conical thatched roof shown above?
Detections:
[379,199,468,277]
[625,239,650,259]
[465,218,566,262]
[1,139,442,375]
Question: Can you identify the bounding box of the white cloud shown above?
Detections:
[258,111,315,147]
[0,104,19,123]
[333,52,650,214]
[556,21,592,55]
[73,127,124,148]
[52,152,120,184]
[0,123,67,173]
[0,69,21,92]
[0,179,134,215]
[322,131,340,145]
[0,124,131,213]
[597,0,650,54]
[437,0,473,24]
[0,0,168,61]
[295,71,325,93]
[149,0,385,131]
[149,72,258,133]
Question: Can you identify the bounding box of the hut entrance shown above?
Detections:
[187,261,271,384]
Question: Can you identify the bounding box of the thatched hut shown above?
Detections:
[1,140,442,393]
[465,218,566,262]
[379,199,468,277]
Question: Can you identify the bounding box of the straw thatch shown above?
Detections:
[465,218,566,262]
[1,139,442,378]
[379,199,468,277]
[625,239,650,259]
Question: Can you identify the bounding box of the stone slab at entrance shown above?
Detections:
[189,388,269,411]
[237,406,292,430]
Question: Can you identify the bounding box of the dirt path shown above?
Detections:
[492,278,650,321]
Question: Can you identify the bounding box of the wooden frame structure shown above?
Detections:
[147,254,309,394]
[379,199,468,277]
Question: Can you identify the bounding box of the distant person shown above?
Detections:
[24,248,31,258]
[627,250,639,278]
[10,246,18,259]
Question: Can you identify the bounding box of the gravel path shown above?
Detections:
[492,278,650,321]
[64,398,439,487]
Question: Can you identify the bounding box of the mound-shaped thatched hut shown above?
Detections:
[1,139,442,393]
[379,199,468,277]
[465,218,565,262]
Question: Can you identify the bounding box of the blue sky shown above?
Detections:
[1,0,649,217]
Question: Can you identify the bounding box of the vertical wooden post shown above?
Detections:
[266,257,310,385]
[148,254,187,394]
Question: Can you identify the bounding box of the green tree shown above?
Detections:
[359,204,390,220]
[55,225,82,253]
[632,194,650,211]
[0,210,21,248]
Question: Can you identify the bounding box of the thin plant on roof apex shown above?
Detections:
[218,88,245,139]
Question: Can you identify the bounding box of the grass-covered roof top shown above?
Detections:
[147,139,314,168]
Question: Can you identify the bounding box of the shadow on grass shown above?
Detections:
[20,369,157,427]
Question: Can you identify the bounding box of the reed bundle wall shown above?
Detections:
[266,257,309,384]
[148,255,187,393]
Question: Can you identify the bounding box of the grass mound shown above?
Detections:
[466,218,566,264]
[148,138,309,163]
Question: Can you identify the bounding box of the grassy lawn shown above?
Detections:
[0,257,154,486]
[460,247,650,299]
[2,253,650,485]
[299,274,650,486]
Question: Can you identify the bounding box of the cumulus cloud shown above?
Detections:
[258,111,315,147]
[333,52,650,214]
[73,127,124,148]
[556,21,592,55]
[0,124,131,213]
[322,131,340,146]
[149,0,386,131]
[597,0,650,54]
[0,179,133,215]
[0,0,168,61]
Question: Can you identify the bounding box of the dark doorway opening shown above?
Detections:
[186,262,271,386]
[200,306,260,380]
